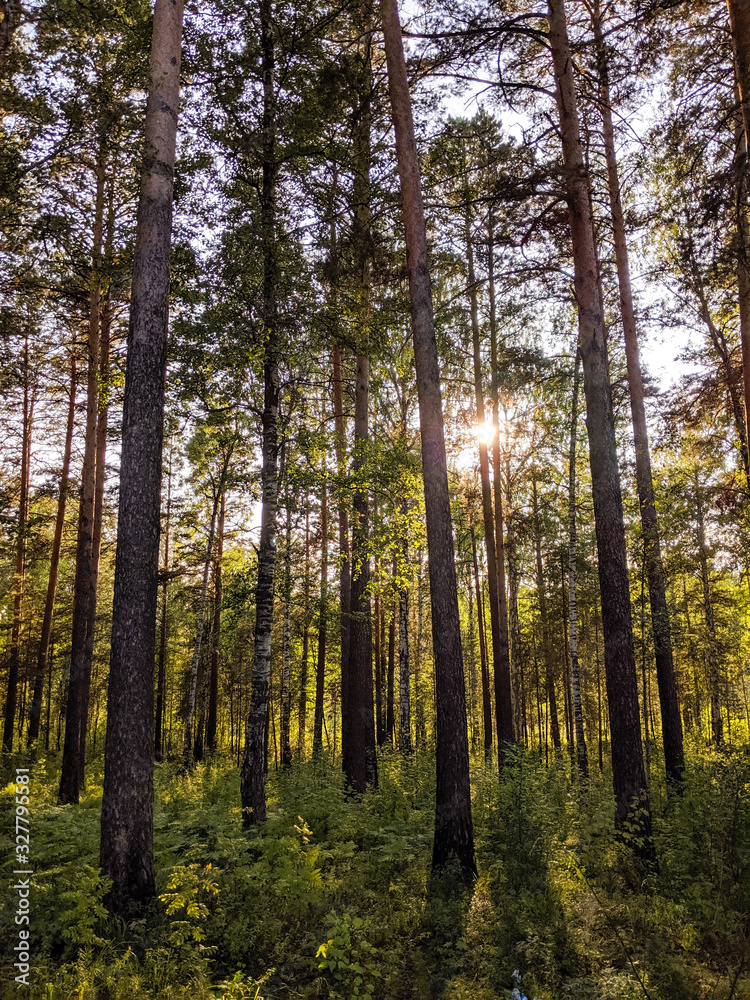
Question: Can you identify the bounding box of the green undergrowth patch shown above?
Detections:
[0,742,748,999]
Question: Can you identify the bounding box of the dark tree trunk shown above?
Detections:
[59,146,105,803]
[313,468,328,758]
[592,0,683,788]
[280,504,293,771]
[343,22,377,793]
[398,513,412,756]
[99,0,185,916]
[240,0,279,825]
[332,344,351,761]
[532,469,560,752]
[694,471,723,745]
[548,0,651,845]
[28,350,76,746]
[471,526,493,762]
[466,221,511,756]
[487,218,514,746]
[381,0,475,879]
[3,333,32,752]
[206,488,225,753]
[298,501,310,759]
[386,585,395,746]
[567,347,588,777]
[154,440,173,763]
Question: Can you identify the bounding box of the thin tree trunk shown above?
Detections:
[567,347,588,776]
[280,504,293,770]
[694,470,723,745]
[487,217,514,745]
[28,350,76,746]
[471,526,493,762]
[532,469,560,752]
[298,500,310,758]
[381,0,475,878]
[313,466,328,758]
[206,487,225,753]
[548,0,651,846]
[466,220,512,757]
[386,584,395,746]
[592,0,684,787]
[240,0,279,825]
[505,460,523,741]
[727,1,750,457]
[100,0,185,916]
[154,438,173,763]
[344,22,377,793]
[59,145,105,803]
[183,486,221,764]
[3,333,33,752]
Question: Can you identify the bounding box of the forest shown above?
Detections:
[1,0,750,996]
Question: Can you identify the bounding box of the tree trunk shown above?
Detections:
[386,586,395,746]
[381,0,475,879]
[505,464,523,742]
[280,504,293,770]
[694,470,722,745]
[298,500,310,758]
[567,346,588,777]
[3,332,33,752]
[466,219,512,755]
[27,350,76,746]
[548,0,651,844]
[532,469,560,752]
[727,0,750,458]
[206,487,225,753]
[487,216,515,745]
[313,466,328,758]
[240,0,279,826]
[332,343,351,758]
[592,0,683,787]
[154,438,173,763]
[100,0,185,916]
[59,146,105,803]
[471,526,493,761]
[343,22,377,793]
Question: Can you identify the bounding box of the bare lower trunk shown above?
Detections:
[567,346,588,777]
[694,471,722,745]
[241,0,279,826]
[59,147,105,803]
[386,586,395,745]
[28,351,76,746]
[100,0,185,916]
[280,505,293,770]
[549,0,651,846]
[206,488,225,753]
[471,526,492,761]
[593,0,683,788]
[154,442,173,762]
[3,334,32,752]
[381,0,475,878]
[313,468,328,758]
[532,469,560,752]
[398,523,412,755]
[298,502,310,758]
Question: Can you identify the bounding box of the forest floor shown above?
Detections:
[0,741,748,1000]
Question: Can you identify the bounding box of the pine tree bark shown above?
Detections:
[27,350,76,747]
[332,344,352,760]
[694,470,723,745]
[59,146,105,803]
[592,0,683,787]
[3,333,33,752]
[240,0,280,825]
[280,504,293,771]
[487,218,515,745]
[532,469,561,752]
[567,348,588,776]
[298,501,310,758]
[548,0,651,842]
[154,440,173,763]
[471,526,493,761]
[727,0,750,451]
[466,220,512,754]
[313,468,328,758]
[206,488,225,753]
[381,0,475,878]
[100,0,184,916]
[343,21,377,793]
[386,586,396,745]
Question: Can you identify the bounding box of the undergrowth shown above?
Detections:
[0,739,748,999]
